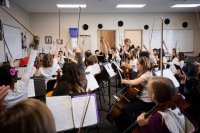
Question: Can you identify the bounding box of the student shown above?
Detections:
[115,57,155,131]
[0,36,39,106]
[168,52,185,75]
[0,99,56,133]
[52,48,87,96]
[34,41,61,83]
[163,41,178,62]
[120,38,133,60]
[57,50,66,68]
[137,76,196,133]
[110,47,121,66]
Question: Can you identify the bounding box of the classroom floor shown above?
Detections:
[36,76,200,133]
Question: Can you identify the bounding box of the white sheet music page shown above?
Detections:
[72,95,98,128]
[28,79,35,97]
[86,73,99,92]
[104,63,116,77]
[46,96,74,131]
[155,69,180,88]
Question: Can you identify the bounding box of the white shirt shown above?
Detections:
[169,57,184,74]
[5,50,38,106]
[129,58,137,72]
[159,108,195,133]
[38,58,60,83]
[58,55,66,67]
[137,71,152,102]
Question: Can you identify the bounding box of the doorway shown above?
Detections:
[98,30,116,56]
[124,30,142,49]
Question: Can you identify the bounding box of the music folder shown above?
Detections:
[103,62,116,78]
[85,72,99,92]
[46,94,98,132]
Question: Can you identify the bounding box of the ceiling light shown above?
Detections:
[57,4,86,8]
[116,4,146,8]
[171,4,200,8]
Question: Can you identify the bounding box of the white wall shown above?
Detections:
[30,12,200,56]
[0,2,30,63]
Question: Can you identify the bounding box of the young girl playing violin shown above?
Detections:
[115,56,155,131]
[137,77,197,133]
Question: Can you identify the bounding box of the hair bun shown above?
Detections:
[10,68,17,77]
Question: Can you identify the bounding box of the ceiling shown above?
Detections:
[11,0,200,13]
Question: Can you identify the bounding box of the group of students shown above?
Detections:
[0,36,199,133]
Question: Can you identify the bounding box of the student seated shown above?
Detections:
[52,48,87,96]
[0,36,39,106]
[34,53,61,83]
[114,57,155,131]
[0,99,56,133]
[137,77,197,133]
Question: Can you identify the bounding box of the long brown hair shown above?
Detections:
[58,61,86,94]
[172,48,177,60]
[148,77,176,103]
[0,99,56,133]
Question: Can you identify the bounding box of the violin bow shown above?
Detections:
[0,5,36,59]
[77,6,81,48]
[78,93,92,133]
[0,6,35,36]
[160,17,164,76]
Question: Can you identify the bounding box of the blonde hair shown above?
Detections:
[0,99,56,133]
[124,38,130,44]
[137,56,151,73]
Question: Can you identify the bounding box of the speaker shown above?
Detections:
[144,25,149,30]
[118,21,124,27]
[182,22,188,28]
[82,24,89,30]
[0,19,2,40]
[98,24,103,29]
[164,18,170,25]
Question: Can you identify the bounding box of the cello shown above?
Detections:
[106,68,144,123]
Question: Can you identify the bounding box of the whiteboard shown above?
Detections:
[3,24,22,59]
[143,29,194,52]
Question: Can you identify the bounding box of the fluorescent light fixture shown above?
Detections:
[57,4,86,8]
[116,4,146,8]
[171,4,200,8]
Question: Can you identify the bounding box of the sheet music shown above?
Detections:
[46,96,74,131]
[72,95,98,128]
[104,63,116,77]
[86,72,99,92]
[28,79,35,97]
[155,69,180,88]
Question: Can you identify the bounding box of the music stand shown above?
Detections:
[97,55,107,63]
